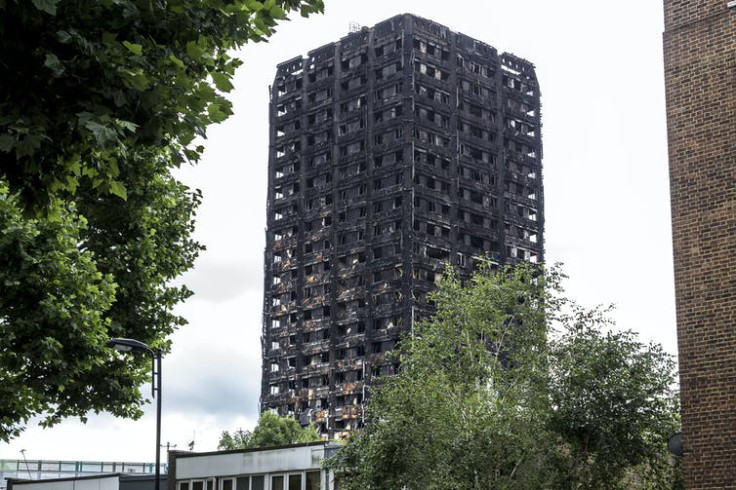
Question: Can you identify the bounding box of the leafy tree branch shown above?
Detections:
[218,412,320,450]
[0,0,324,441]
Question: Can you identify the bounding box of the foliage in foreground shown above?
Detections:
[327,263,682,490]
[218,411,320,450]
[0,0,324,441]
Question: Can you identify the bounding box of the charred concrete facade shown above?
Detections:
[261,14,543,438]
[663,1,736,486]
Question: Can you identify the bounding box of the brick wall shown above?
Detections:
[663,1,736,487]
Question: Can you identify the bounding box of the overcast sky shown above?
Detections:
[0,0,675,464]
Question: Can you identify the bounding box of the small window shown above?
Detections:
[272,475,284,490]
[288,474,302,490]
[306,471,320,490]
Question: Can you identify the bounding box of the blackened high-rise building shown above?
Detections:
[261,14,543,438]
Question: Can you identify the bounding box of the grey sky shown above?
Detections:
[0,0,675,462]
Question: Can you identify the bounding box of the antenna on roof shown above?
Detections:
[20,449,33,479]
[349,21,362,33]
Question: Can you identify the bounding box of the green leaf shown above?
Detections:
[0,134,14,152]
[82,120,117,147]
[168,54,186,69]
[269,5,286,19]
[15,134,43,158]
[211,72,234,92]
[65,176,79,194]
[246,0,264,11]
[56,30,73,44]
[101,32,117,47]
[183,148,201,162]
[108,181,128,200]
[112,90,126,107]
[207,104,229,123]
[224,2,250,14]
[122,41,143,56]
[122,70,150,91]
[186,41,205,62]
[253,17,266,33]
[31,0,59,15]
[44,53,65,77]
[68,158,81,176]
[81,166,98,178]
[117,120,138,133]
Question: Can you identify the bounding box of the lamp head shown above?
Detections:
[107,338,154,355]
[107,341,133,352]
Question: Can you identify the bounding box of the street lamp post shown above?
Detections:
[107,338,163,490]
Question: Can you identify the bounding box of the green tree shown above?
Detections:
[330,263,555,490]
[218,427,254,451]
[327,263,681,490]
[218,412,320,450]
[1,0,323,212]
[0,0,323,441]
[546,306,682,489]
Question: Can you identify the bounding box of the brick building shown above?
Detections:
[663,1,736,486]
[261,14,543,438]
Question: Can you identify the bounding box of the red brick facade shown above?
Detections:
[663,1,736,487]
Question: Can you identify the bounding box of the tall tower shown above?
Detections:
[663,1,736,486]
[262,14,543,438]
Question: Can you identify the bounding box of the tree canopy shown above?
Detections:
[0,0,323,441]
[1,0,323,212]
[327,263,682,490]
[546,306,681,488]
[218,411,320,450]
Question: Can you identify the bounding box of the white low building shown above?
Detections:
[7,474,121,490]
[4,443,337,490]
[171,443,338,490]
